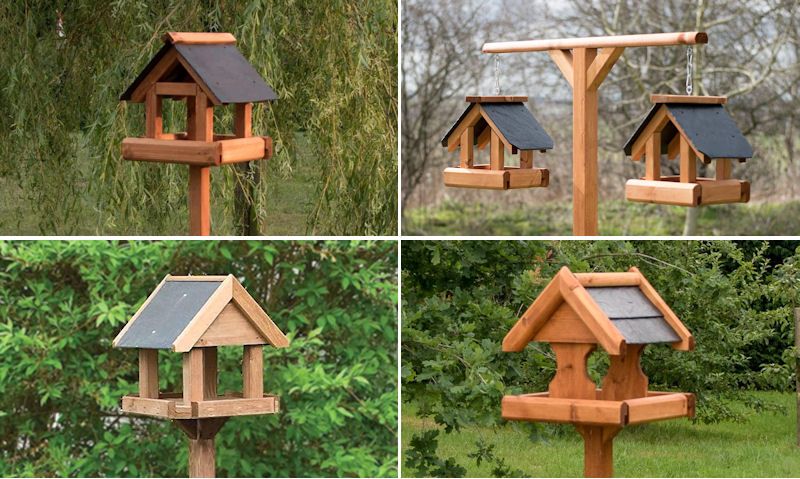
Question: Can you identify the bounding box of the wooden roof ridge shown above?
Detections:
[113,275,289,352]
[502,267,693,354]
[623,100,753,160]
[440,98,554,151]
[120,32,278,105]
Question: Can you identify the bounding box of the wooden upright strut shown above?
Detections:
[482,32,708,235]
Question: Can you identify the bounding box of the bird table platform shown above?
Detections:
[119,32,277,235]
[441,96,553,190]
[624,94,752,207]
[502,266,695,477]
[113,274,289,477]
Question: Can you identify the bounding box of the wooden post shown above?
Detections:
[187,92,213,236]
[460,127,474,168]
[600,345,648,401]
[243,345,264,398]
[679,136,697,183]
[548,343,597,400]
[645,134,661,180]
[175,417,229,478]
[203,347,218,399]
[183,348,205,404]
[572,48,599,236]
[576,425,621,478]
[490,131,505,171]
[138,349,159,399]
[795,308,800,448]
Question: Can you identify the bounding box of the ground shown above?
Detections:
[401,391,800,477]
[403,201,800,236]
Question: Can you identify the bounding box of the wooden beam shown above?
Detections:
[155,82,198,97]
[203,347,217,399]
[587,47,624,91]
[502,267,567,351]
[576,425,620,478]
[242,345,264,399]
[645,133,661,180]
[446,105,483,151]
[625,178,701,206]
[483,31,708,53]
[145,86,163,138]
[490,130,504,170]
[443,167,508,190]
[189,166,211,236]
[630,266,694,350]
[680,136,697,183]
[235,103,253,138]
[548,49,574,87]
[465,95,528,103]
[189,438,215,477]
[549,343,597,400]
[572,48,599,236]
[165,32,237,45]
[231,280,290,347]
[121,138,218,166]
[182,349,205,405]
[650,94,726,104]
[519,150,533,169]
[715,159,732,180]
[138,349,159,399]
[630,105,669,161]
[624,393,691,425]
[600,344,648,401]
[172,276,234,352]
[501,395,626,425]
[574,272,641,287]
[460,127,474,168]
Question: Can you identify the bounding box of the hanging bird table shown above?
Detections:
[113,274,289,477]
[503,266,695,478]
[441,95,553,190]
[119,32,277,235]
[624,94,752,206]
[470,31,757,235]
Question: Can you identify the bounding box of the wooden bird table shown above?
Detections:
[482,32,709,235]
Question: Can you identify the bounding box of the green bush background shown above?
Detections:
[0,0,397,235]
[0,240,398,477]
[402,240,798,438]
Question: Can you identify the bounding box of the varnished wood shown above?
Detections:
[232,280,290,347]
[630,266,694,351]
[519,150,533,169]
[625,179,701,206]
[188,166,211,235]
[502,394,626,425]
[548,49,574,88]
[680,136,697,183]
[235,103,253,138]
[460,127,474,168]
[651,94,726,104]
[145,86,163,138]
[503,267,570,351]
[548,343,597,400]
[534,303,597,344]
[165,32,237,45]
[465,95,528,103]
[203,347,217,399]
[576,425,620,478]
[483,32,708,53]
[600,345,648,401]
[645,133,661,180]
[195,303,267,347]
[572,47,599,236]
[625,393,691,424]
[587,47,624,91]
[574,272,640,287]
[155,82,198,97]
[630,106,670,162]
[182,349,205,404]
[715,159,732,180]
[189,438,216,477]
[561,279,626,355]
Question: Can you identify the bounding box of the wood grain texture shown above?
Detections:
[483,31,707,53]
[574,272,640,287]
[506,167,548,189]
[501,394,626,425]
[121,138,218,165]
[235,102,252,138]
[645,133,661,180]
[232,280,290,347]
[155,82,198,97]
[587,47,624,91]
[549,343,597,399]
[194,303,266,347]
[172,276,234,352]
[166,32,236,45]
[624,393,690,424]
[548,49,574,87]
[630,105,669,161]
[188,438,216,477]
[651,94,726,104]
[600,344,648,401]
[460,127,474,168]
[625,179,701,206]
[490,130,505,171]
[680,136,697,183]
[715,159,732,180]
[572,48,599,236]
[182,349,205,404]
[465,95,528,103]
[576,425,620,478]
[561,279,625,355]
[138,349,159,399]
[203,347,217,400]
[188,166,211,236]
[519,150,533,169]
[503,268,567,351]
[218,137,267,164]
[534,303,597,344]
[242,345,264,399]
[145,86,163,138]
[446,105,483,152]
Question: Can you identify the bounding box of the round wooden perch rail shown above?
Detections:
[480,32,709,235]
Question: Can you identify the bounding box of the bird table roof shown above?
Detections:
[120,32,277,105]
[623,99,753,160]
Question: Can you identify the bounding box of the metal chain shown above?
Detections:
[494,55,501,95]
[685,47,693,95]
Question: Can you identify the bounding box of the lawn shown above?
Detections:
[401,392,800,477]
[402,200,800,236]
[0,133,316,235]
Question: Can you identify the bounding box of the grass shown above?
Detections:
[0,132,316,235]
[402,200,800,236]
[401,391,800,477]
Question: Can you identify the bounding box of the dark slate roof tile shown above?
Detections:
[115,280,223,349]
[586,286,680,344]
[441,102,554,150]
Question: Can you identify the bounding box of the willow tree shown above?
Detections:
[0,0,397,235]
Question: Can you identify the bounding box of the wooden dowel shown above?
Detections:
[482,32,707,53]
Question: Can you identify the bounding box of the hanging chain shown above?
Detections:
[685,47,693,95]
[494,55,501,95]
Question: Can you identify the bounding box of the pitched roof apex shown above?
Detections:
[164,32,237,45]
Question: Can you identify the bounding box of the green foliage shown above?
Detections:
[402,240,798,442]
[0,240,397,477]
[403,200,800,236]
[0,0,396,235]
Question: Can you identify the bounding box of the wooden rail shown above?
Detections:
[482,32,707,53]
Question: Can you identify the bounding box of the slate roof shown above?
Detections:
[623,103,753,159]
[586,286,680,344]
[441,102,554,151]
[115,280,223,349]
[120,38,277,104]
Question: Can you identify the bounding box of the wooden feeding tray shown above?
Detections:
[503,266,695,477]
[503,390,694,426]
[122,134,273,167]
[441,96,552,190]
[624,94,753,207]
[122,392,280,420]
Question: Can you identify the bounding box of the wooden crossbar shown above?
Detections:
[482,32,707,53]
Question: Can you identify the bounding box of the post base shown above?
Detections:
[576,425,620,478]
